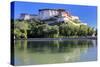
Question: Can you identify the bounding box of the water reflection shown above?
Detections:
[14,39,97,66]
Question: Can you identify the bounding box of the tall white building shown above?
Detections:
[39,9,71,21]
[19,9,87,26]
[39,9,58,20]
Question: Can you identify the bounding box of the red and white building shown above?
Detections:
[19,9,87,25]
[39,9,71,22]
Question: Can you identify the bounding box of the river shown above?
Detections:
[13,39,97,66]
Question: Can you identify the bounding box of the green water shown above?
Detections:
[14,39,97,66]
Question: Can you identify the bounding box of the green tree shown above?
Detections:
[14,20,30,39]
[48,25,59,38]
[87,27,94,36]
[14,28,21,39]
[78,25,88,36]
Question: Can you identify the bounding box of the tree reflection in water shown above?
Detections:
[14,39,97,66]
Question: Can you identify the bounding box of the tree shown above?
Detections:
[13,18,96,38]
[95,29,97,36]
[48,25,59,38]
[87,27,94,36]
[14,20,30,39]
[14,28,21,39]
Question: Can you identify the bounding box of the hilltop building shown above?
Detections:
[19,9,87,25]
[20,13,38,20]
[39,9,71,22]
[39,9,71,20]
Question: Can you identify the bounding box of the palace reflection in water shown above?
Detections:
[14,39,97,66]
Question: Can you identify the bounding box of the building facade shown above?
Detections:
[39,9,71,21]
[19,9,87,26]
[20,13,38,20]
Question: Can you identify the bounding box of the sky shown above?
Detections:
[11,1,97,28]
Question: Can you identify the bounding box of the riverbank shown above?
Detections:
[14,36,97,41]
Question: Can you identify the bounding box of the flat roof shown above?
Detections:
[20,13,37,16]
[39,9,65,11]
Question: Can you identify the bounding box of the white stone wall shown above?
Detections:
[24,14,31,20]
[71,16,79,20]
[20,14,31,20]
[39,10,51,20]
[20,14,38,20]
[57,17,69,22]
[39,10,59,20]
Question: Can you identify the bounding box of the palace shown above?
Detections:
[20,13,38,20]
[39,9,71,20]
[19,9,87,25]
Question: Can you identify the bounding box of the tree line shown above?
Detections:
[12,19,97,39]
